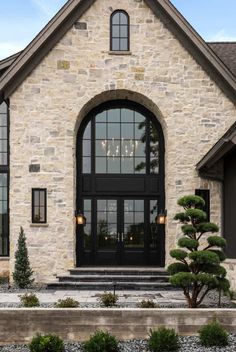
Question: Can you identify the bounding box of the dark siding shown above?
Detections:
[224,147,236,258]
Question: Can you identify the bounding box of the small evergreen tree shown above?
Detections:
[168,195,230,308]
[13,227,34,288]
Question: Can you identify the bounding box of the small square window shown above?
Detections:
[32,189,47,223]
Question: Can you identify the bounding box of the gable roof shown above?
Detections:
[0,52,22,77]
[0,0,236,103]
[197,121,236,180]
[208,42,236,77]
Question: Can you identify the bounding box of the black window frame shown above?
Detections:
[32,188,47,224]
[110,10,130,52]
[81,103,162,175]
[195,189,210,222]
[0,100,9,257]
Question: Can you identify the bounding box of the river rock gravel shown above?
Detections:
[1,335,236,352]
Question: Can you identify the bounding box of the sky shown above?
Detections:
[0,0,236,60]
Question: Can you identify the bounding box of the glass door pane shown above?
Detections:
[124,200,144,248]
[149,200,158,249]
[97,200,117,250]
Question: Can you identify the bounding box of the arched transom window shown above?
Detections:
[110,10,129,51]
[82,107,159,175]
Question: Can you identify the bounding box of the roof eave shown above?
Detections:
[197,122,236,171]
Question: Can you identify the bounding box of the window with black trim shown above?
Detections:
[110,10,129,51]
[0,101,9,256]
[195,189,210,222]
[32,189,47,224]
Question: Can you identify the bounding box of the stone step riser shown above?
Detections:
[69,270,168,276]
[58,276,170,283]
[47,283,172,291]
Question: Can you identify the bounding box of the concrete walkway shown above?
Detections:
[0,289,186,306]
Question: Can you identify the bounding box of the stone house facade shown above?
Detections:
[0,0,236,286]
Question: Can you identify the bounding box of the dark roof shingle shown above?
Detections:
[208,42,236,77]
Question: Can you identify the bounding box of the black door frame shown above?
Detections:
[76,99,165,267]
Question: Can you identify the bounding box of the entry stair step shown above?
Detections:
[47,267,174,291]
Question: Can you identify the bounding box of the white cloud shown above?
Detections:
[30,0,65,17]
[206,29,236,42]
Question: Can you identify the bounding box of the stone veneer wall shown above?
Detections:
[1,309,236,344]
[224,260,236,290]
[8,0,236,282]
[0,258,9,278]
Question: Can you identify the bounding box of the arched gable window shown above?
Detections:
[110,10,129,51]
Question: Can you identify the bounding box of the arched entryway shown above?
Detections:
[76,100,165,266]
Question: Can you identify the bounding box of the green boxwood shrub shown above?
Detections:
[54,297,79,308]
[148,327,180,352]
[29,334,64,352]
[84,330,118,352]
[20,293,40,307]
[198,320,229,347]
[137,300,158,308]
[99,292,118,307]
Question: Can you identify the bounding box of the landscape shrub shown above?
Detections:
[0,276,9,285]
[137,300,158,308]
[198,320,229,347]
[84,330,118,352]
[226,289,236,300]
[99,292,118,307]
[20,293,40,307]
[13,227,34,288]
[168,195,230,308]
[54,297,79,308]
[148,327,180,352]
[29,334,64,352]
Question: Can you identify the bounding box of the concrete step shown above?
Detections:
[69,267,168,276]
[47,281,172,291]
[57,274,170,283]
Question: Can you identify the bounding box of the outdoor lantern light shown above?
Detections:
[155,210,167,225]
[75,211,86,226]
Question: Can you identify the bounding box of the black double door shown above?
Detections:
[77,197,165,266]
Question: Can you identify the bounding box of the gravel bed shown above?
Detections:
[1,335,236,352]
[0,285,47,294]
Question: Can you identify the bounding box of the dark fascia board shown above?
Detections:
[197,121,236,170]
[0,0,236,104]
[0,52,21,71]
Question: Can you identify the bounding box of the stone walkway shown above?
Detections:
[0,289,186,306]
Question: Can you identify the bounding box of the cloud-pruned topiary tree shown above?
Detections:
[167,195,230,308]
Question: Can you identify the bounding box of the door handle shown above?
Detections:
[121,233,124,242]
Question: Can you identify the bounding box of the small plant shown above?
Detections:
[20,293,40,307]
[13,227,34,288]
[226,289,236,300]
[148,327,180,352]
[0,276,9,285]
[99,292,118,307]
[137,300,159,308]
[199,320,229,347]
[84,330,118,352]
[54,297,79,308]
[29,334,64,352]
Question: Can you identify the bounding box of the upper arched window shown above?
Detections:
[81,105,161,175]
[110,10,129,51]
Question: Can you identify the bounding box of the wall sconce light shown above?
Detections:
[155,210,167,225]
[75,210,86,226]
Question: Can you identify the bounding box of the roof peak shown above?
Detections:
[0,0,235,103]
